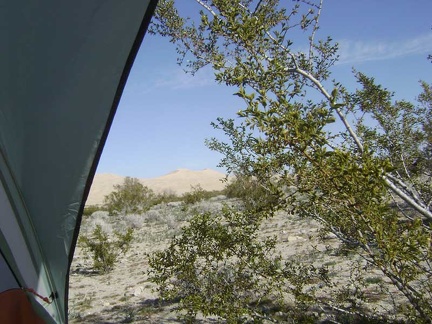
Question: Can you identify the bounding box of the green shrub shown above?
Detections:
[152,1,432,320]
[364,276,383,285]
[224,175,279,211]
[79,225,134,273]
[148,207,329,322]
[182,185,226,206]
[82,205,103,217]
[104,177,156,215]
[181,184,207,205]
[153,190,181,205]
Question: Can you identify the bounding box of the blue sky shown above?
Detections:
[96,1,432,178]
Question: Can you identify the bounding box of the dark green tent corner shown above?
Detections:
[0,1,158,323]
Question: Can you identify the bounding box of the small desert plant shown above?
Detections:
[224,175,279,212]
[104,177,156,215]
[82,205,103,217]
[182,185,225,206]
[181,184,207,205]
[123,214,147,229]
[364,276,383,285]
[79,225,134,273]
[153,190,181,205]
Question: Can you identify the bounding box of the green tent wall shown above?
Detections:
[0,1,158,322]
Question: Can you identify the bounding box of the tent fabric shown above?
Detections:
[0,179,41,296]
[0,0,158,323]
[0,253,19,292]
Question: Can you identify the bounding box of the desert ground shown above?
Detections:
[86,169,229,206]
[69,169,404,323]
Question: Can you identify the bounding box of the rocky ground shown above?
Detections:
[68,197,404,323]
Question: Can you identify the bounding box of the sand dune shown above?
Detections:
[85,168,228,206]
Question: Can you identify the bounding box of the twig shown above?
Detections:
[383,175,432,220]
[308,0,324,61]
[195,0,217,17]
[386,173,427,209]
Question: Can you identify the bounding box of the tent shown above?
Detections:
[0,0,158,322]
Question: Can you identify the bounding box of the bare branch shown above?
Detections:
[308,0,324,60]
[195,0,217,17]
[386,173,427,208]
[400,153,412,179]
[384,175,432,220]
[253,0,264,14]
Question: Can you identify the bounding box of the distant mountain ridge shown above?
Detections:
[86,169,228,206]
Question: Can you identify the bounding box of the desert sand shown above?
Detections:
[69,198,398,323]
[70,169,403,322]
[86,169,228,206]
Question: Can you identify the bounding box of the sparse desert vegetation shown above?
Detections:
[69,178,424,323]
[70,1,432,322]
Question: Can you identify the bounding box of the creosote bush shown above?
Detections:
[181,184,207,205]
[224,175,280,212]
[79,225,134,274]
[148,207,331,322]
[181,184,225,205]
[82,205,104,217]
[150,0,432,321]
[104,177,157,215]
[153,189,182,205]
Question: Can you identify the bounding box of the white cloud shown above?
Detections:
[337,33,432,65]
[135,33,431,93]
[152,66,215,90]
